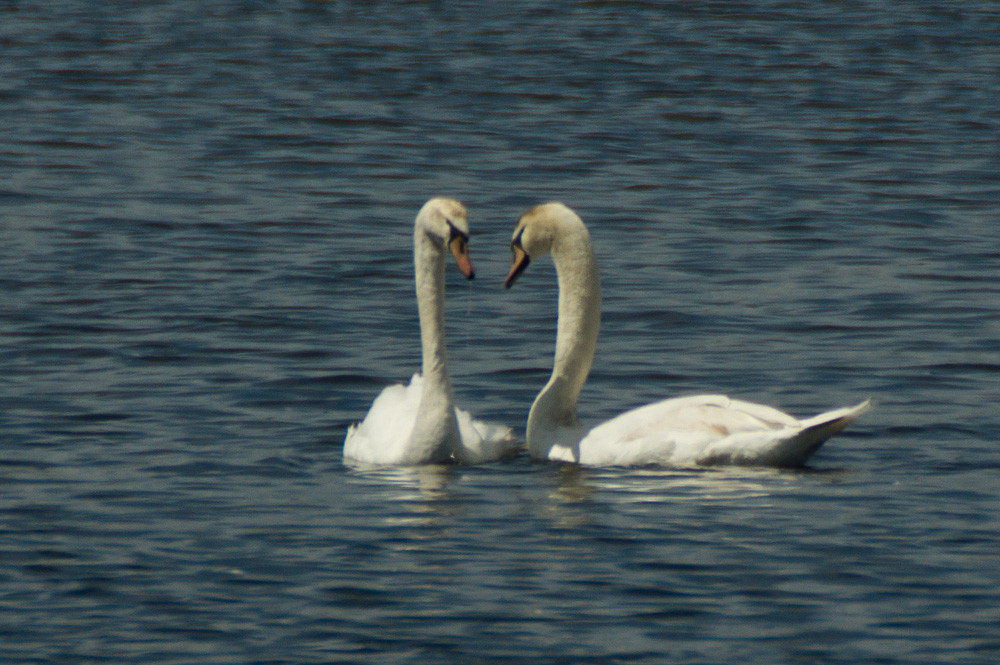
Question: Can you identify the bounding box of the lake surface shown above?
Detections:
[2,2,999,663]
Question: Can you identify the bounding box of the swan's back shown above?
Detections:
[575,395,870,467]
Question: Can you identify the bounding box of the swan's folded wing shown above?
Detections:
[578,395,747,465]
[578,395,867,467]
[343,374,423,464]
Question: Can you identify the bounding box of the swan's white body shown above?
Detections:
[505,202,869,468]
[345,374,518,465]
[344,198,518,465]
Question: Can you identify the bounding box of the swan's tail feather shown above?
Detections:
[454,406,522,463]
[770,399,872,467]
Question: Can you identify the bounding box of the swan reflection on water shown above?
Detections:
[547,462,841,506]
[342,462,466,529]
[342,453,849,513]
[344,462,455,498]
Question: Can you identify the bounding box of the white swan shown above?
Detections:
[344,198,518,465]
[504,202,870,468]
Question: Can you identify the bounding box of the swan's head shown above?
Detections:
[418,197,475,279]
[504,202,582,289]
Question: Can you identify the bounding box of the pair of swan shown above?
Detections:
[344,198,869,467]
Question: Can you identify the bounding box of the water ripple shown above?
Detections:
[2,2,999,663]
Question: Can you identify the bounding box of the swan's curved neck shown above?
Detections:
[407,226,459,462]
[414,229,452,392]
[527,225,601,455]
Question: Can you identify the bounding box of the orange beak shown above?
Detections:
[504,244,530,289]
[449,236,475,280]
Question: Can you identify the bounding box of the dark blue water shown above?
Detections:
[3,2,999,663]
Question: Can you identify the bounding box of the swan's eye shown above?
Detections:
[512,227,525,250]
[504,228,531,289]
[447,221,468,244]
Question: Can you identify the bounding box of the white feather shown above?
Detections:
[344,374,519,465]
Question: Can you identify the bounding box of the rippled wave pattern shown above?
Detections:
[2,2,999,663]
